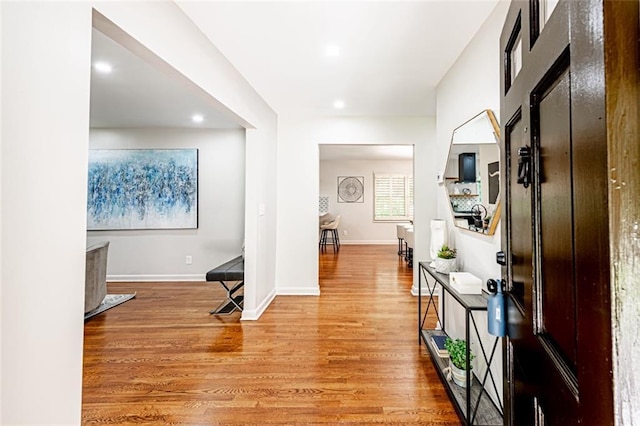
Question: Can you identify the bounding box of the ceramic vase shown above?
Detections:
[450,362,469,388]
[434,257,458,274]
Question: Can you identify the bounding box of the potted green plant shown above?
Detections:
[434,244,458,274]
[445,337,475,387]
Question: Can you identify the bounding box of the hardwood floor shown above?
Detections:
[82,245,459,425]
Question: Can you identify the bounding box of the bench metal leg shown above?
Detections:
[210,280,244,315]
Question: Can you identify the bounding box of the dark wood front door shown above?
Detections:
[500,1,613,424]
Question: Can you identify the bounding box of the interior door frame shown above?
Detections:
[604,0,640,422]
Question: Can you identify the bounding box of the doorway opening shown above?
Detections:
[318,144,415,286]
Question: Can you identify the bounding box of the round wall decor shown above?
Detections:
[338,176,364,203]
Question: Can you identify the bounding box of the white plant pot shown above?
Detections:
[450,362,470,388]
[434,257,458,274]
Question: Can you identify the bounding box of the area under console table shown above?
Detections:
[418,261,503,425]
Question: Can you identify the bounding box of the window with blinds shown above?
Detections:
[374,173,413,221]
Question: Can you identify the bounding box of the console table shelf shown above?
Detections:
[418,262,503,426]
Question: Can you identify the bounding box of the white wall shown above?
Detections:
[436,2,507,281]
[276,116,436,295]
[1,2,93,423]
[245,125,279,319]
[319,158,412,244]
[87,128,245,280]
[1,2,277,423]
[434,0,510,409]
[0,0,4,419]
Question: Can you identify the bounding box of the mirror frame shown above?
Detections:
[443,109,501,236]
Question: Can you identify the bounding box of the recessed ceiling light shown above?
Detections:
[192,114,204,123]
[333,100,345,109]
[93,61,112,74]
[325,45,341,57]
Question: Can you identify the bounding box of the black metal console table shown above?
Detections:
[418,261,503,425]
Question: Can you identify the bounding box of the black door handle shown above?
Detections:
[517,146,531,188]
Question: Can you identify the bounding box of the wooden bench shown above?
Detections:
[205,255,244,315]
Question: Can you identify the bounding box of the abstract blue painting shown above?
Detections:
[87,149,198,230]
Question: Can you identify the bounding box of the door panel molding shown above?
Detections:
[537,335,579,399]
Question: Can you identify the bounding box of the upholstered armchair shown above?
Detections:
[85,241,109,314]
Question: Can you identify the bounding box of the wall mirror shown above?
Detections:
[444,109,501,235]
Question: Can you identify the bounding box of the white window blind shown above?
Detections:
[374,173,413,221]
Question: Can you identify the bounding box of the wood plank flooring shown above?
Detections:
[82,245,459,425]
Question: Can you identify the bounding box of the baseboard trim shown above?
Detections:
[107,274,204,282]
[411,285,441,297]
[276,286,321,296]
[340,240,396,245]
[241,288,276,321]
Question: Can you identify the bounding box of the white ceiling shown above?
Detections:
[177,0,499,117]
[90,29,241,129]
[90,1,500,157]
